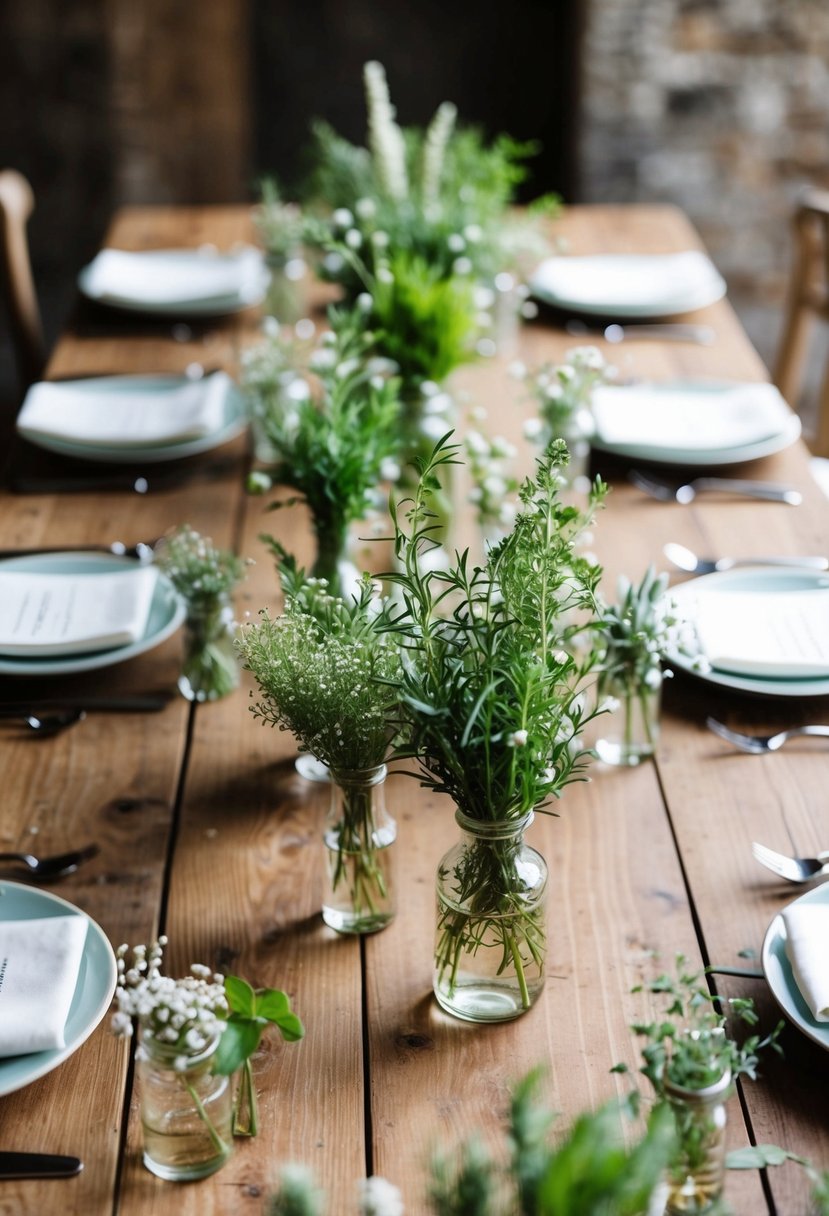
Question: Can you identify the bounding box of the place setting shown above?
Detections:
[0,550,185,677]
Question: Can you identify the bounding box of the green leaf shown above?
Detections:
[224,975,256,1018]
[254,987,291,1021]
[274,1011,305,1042]
[726,1144,792,1170]
[213,1019,263,1076]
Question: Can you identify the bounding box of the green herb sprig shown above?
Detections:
[243,305,400,595]
[213,976,304,1136]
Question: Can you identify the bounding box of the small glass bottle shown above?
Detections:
[136,1032,233,1182]
[323,764,396,934]
[179,596,240,703]
[663,1069,731,1214]
[594,676,661,766]
[434,810,547,1023]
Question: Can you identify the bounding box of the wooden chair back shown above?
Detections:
[774,189,829,457]
[0,169,45,392]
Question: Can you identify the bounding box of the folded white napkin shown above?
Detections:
[692,586,829,677]
[530,251,721,311]
[592,382,791,451]
[783,904,829,1021]
[83,246,265,306]
[16,372,232,448]
[0,916,88,1056]
[0,565,159,657]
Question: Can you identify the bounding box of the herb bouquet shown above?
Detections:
[243,306,400,599]
[238,559,402,934]
[621,959,782,1215]
[594,566,698,767]
[155,526,247,703]
[385,436,606,1021]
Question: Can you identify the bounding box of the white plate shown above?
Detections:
[0,882,117,1095]
[762,884,829,1052]
[17,374,247,465]
[591,381,801,467]
[78,248,269,317]
[529,251,727,319]
[0,553,185,676]
[666,567,829,698]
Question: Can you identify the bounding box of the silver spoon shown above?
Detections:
[0,843,98,879]
[22,709,86,737]
[664,543,829,575]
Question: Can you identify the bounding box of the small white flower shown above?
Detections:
[355,197,377,220]
[644,666,663,690]
[599,695,621,714]
[358,1175,405,1216]
[523,418,544,441]
[509,729,529,747]
[356,292,374,312]
[371,230,390,249]
[463,223,483,243]
[508,359,527,380]
[380,457,401,482]
[447,233,466,252]
[332,207,354,228]
[345,228,363,249]
[453,256,472,276]
[111,1011,133,1037]
[377,266,394,284]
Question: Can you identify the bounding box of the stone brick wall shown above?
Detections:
[580,0,829,371]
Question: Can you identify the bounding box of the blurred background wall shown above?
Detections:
[2,0,828,410]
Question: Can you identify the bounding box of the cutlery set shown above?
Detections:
[630,469,802,505]
[706,717,829,884]
[0,844,98,880]
[664,543,828,575]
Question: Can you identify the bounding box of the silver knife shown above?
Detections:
[0,1152,82,1179]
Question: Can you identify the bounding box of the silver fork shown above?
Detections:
[752,841,829,882]
[630,469,802,506]
[707,716,829,753]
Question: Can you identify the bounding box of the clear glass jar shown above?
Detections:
[179,597,240,703]
[663,1069,730,1214]
[136,1032,233,1182]
[434,810,547,1023]
[323,764,396,934]
[594,676,661,766]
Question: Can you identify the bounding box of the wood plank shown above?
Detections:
[117,491,365,1213]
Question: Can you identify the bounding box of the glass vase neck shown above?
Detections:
[139,1029,220,1069]
[454,810,534,840]
[329,763,387,789]
[664,1067,732,1104]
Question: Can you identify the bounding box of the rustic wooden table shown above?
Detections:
[0,204,826,1216]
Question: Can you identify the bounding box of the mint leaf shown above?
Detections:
[225,975,256,1018]
[727,1144,792,1170]
[255,988,291,1022]
[213,1019,262,1076]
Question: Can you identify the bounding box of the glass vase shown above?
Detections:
[322,763,396,934]
[594,676,661,767]
[136,1032,233,1182]
[179,598,240,703]
[264,252,306,324]
[663,1070,731,1214]
[434,810,547,1023]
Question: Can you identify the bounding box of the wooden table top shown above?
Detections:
[0,203,826,1216]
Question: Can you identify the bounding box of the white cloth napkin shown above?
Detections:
[592,382,792,451]
[692,586,829,678]
[0,916,88,1056]
[529,251,721,311]
[0,565,159,657]
[83,246,265,306]
[16,372,232,448]
[783,904,829,1021]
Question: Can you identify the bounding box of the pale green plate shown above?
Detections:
[0,882,117,1095]
[591,380,801,467]
[0,552,185,676]
[762,883,829,1053]
[16,373,247,465]
[667,567,829,697]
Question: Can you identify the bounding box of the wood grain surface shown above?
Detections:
[0,204,824,1216]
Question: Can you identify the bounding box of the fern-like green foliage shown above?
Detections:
[371,249,477,386]
[383,435,607,820]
